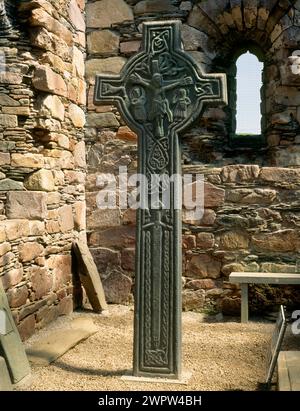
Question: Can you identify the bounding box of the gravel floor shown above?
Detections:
[22,306,299,391]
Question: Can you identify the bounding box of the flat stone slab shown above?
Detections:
[121,371,192,385]
[26,318,98,366]
[73,241,108,312]
[278,351,300,391]
[0,281,31,384]
[0,356,12,391]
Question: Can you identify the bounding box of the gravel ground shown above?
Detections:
[22,306,299,391]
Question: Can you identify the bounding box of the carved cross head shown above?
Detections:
[95,21,227,139]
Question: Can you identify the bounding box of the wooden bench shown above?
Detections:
[229,272,300,323]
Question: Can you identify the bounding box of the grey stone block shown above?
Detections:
[0,357,12,391]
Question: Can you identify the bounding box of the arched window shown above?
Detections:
[236,52,263,136]
[228,48,265,147]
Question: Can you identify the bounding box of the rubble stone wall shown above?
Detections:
[0,0,86,340]
[86,0,300,314]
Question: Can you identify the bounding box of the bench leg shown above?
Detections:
[241,284,249,323]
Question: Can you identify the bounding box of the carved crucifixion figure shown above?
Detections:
[94,21,227,380]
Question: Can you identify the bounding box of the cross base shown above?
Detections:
[121,370,192,385]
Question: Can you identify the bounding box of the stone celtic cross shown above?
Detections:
[94,21,227,380]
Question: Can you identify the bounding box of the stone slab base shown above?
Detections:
[278,351,300,391]
[26,318,98,366]
[0,356,12,391]
[121,371,192,385]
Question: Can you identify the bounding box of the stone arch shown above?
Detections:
[185,0,300,153]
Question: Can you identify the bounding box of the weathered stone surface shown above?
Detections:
[272,146,300,167]
[26,318,98,365]
[261,263,296,273]
[218,231,249,250]
[182,289,205,311]
[0,179,23,191]
[117,126,137,141]
[0,94,20,107]
[47,255,72,291]
[120,41,141,55]
[183,208,216,226]
[0,357,13,391]
[30,267,52,300]
[86,57,126,82]
[89,226,136,248]
[260,168,300,184]
[102,270,132,304]
[222,263,244,276]
[121,248,135,272]
[87,209,121,229]
[0,152,10,166]
[204,183,225,208]
[69,0,85,32]
[86,0,134,28]
[57,296,73,316]
[74,201,86,231]
[0,114,18,128]
[196,233,215,249]
[186,279,216,290]
[90,247,121,273]
[221,165,260,183]
[36,305,59,329]
[181,25,210,52]
[2,107,30,116]
[6,192,47,221]
[134,0,177,14]
[19,242,44,263]
[37,94,65,121]
[0,72,22,85]
[29,221,46,236]
[87,112,120,128]
[182,235,196,250]
[274,86,300,106]
[30,8,73,45]
[0,250,13,268]
[1,268,23,290]
[87,30,120,55]
[3,220,30,241]
[73,240,107,312]
[74,141,86,168]
[18,314,36,341]
[252,230,300,252]
[7,285,28,308]
[73,46,85,78]
[58,205,74,233]
[0,242,11,257]
[187,254,221,279]
[0,252,14,268]
[33,66,68,97]
[68,104,86,128]
[11,153,44,168]
[226,188,277,204]
[24,169,55,192]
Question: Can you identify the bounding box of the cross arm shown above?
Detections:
[94,74,127,106]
